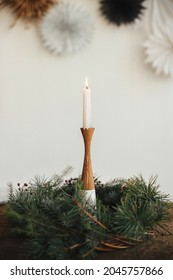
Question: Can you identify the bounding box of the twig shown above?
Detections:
[100,241,129,249]
[75,200,111,232]
[67,242,86,251]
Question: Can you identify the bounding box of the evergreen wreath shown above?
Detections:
[0,0,57,20]
[6,167,170,259]
[99,0,145,25]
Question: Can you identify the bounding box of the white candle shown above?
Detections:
[83,77,92,128]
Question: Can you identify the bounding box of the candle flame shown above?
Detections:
[85,77,89,89]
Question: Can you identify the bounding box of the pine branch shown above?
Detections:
[6,170,170,259]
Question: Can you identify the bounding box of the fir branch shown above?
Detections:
[75,199,111,233]
[6,170,170,259]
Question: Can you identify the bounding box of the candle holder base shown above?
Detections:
[81,128,95,191]
[84,189,96,206]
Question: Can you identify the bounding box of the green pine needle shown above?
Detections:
[6,170,171,259]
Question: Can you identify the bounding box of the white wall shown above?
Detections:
[0,0,173,201]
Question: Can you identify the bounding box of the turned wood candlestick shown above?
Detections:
[81,128,95,190]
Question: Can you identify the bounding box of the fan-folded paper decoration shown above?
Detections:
[143,0,173,34]
[144,29,173,77]
[99,0,145,25]
[39,2,94,55]
[143,0,173,77]
[0,0,56,20]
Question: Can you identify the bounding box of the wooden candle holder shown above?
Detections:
[81,128,95,190]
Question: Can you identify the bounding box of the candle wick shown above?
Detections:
[85,85,89,89]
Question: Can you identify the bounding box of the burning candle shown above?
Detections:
[81,78,96,207]
[83,77,92,128]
